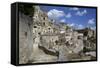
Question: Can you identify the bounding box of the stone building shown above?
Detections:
[32,6,54,34]
[41,34,59,50]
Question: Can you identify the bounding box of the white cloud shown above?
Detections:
[77,24,84,29]
[76,9,87,16]
[66,13,72,18]
[60,19,66,23]
[47,9,65,20]
[47,9,72,22]
[68,23,84,29]
[90,26,96,30]
[74,24,84,29]
[70,7,79,11]
[88,18,95,24]
[68,23,75,27]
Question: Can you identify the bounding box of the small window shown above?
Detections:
[25,32,27,37]
[34,26,37,28]
[43,17,45,20]
[38,32,41,35]
[55,40,58,45]
[43,22,45,26]
[48,28,50,30]
[78,36,81,39]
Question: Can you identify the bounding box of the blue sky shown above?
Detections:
[40,5,96,29]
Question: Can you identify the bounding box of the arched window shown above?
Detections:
[43,17,45,20]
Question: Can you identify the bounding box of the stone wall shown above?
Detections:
[19,12,33,64]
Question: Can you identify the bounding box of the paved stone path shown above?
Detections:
[32,36,57,63]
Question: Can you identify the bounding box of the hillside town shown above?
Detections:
[19,5,96,64]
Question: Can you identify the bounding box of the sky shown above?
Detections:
[40,5,96,30]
